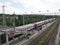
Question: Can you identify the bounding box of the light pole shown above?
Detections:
[23,15,25,25]
[13,12,15,33]
[2,5,6,28]
[6,31,9,45]
[2,5,9,45]
[12,12,15,41]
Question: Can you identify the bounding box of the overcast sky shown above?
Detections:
[0,0,60,14]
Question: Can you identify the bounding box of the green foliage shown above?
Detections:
[0,14,56,27]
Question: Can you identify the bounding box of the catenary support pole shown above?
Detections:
[6,32,9,45]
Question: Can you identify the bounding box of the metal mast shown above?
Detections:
[2,5,9,45]
[2,5,6,28]
[23,15,25,25]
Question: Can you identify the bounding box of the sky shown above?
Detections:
[0,0,60,15]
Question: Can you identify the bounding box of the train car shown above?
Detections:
[34,21,44,30]
[44,20,49,24]
[43,18,55,24]
[52,18,56,22]
[40,21,45,25]
[16,23,34,32]
[0,32,14,43]
[15,23,35,39]
[49,18,56,22]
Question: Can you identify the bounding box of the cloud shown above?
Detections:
[12,0,60,12]
[11,0,52,14]
[0,2,23,14]
[0,0,60,14]
[46,0,60,3]
[12,0,49,10]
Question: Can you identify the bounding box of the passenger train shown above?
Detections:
[0,18,56,43]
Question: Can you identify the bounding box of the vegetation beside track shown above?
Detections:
[37,20,59,45]
[0,14,57,26]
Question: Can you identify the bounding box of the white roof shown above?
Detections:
[16,23,34,29]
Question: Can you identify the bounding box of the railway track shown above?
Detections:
[37,20,59,45]
[44,21,59,45]
[21,21,56,45]
[2,20,56,45]
[22,20,59,45]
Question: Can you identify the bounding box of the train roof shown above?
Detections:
[16,23,34,29]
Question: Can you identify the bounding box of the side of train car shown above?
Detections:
[34,18,56,30]
[16,18,56,32]
[0,18,56,43]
